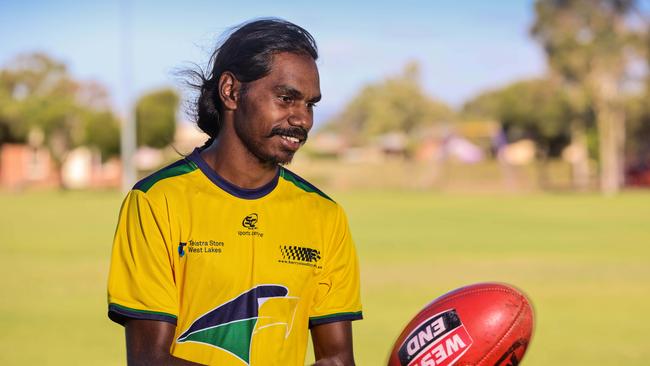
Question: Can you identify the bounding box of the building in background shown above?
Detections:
[0,122,208,190]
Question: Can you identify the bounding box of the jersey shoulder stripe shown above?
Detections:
[280,168,334,202]
[133,157,198,193]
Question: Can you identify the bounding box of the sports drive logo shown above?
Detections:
[177,285,298,365]
[242,213,258,230]
[239,213,264,238]
[397,309,473,366]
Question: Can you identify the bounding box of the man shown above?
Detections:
[107,19,362,365]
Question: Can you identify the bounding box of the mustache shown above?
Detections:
[268,126,309,142]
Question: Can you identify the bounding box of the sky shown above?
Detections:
[0,0,546,126]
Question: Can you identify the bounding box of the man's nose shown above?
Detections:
[288,104,313,130]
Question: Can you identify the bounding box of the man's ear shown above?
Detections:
[218,71,242,110]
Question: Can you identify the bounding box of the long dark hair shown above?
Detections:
[184,18,318,147]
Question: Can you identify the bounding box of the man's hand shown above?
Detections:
[311,321,355,366]
[125,319,204,366]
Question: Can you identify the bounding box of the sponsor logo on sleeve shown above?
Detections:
[397,309,473,366]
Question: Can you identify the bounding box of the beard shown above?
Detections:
[234,120,305,167]
[233,91,309,167]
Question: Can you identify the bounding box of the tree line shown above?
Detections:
[0,53,179,176]
[2,1,649,193]
[325,0,650,194]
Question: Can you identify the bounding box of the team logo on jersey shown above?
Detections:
[239,213,264,238]
[278,245,322,268]
[177,284,298,365]
[397,309,473,366]
[242,213,258,230]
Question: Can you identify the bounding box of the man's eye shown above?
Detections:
[279,96,293,103]
[307,102,318,109]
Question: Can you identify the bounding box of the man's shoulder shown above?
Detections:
[279,167,335,204]
[132,156,200,194]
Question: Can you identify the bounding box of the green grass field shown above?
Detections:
[0,190,648,365]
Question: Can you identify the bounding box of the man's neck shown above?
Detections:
[200,134,278,190]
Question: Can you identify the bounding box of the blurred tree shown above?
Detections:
[0,53,77,147]
[531,0,647,194]
[323,62,454,145]
[463,78,574,155]
[77,80,121,160]
[0,53,121,183]
[624,93,650,168]
[464,78,583,189]
[135,88,179,148]
[623,29,650,181]
[83,110,121,161]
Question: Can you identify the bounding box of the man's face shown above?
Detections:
[233,52,321,166]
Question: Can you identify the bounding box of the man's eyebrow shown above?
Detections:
[275,85,321,103]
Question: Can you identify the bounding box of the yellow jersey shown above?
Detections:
[107,148,362,365]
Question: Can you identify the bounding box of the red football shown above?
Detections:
[387,282,534,366]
